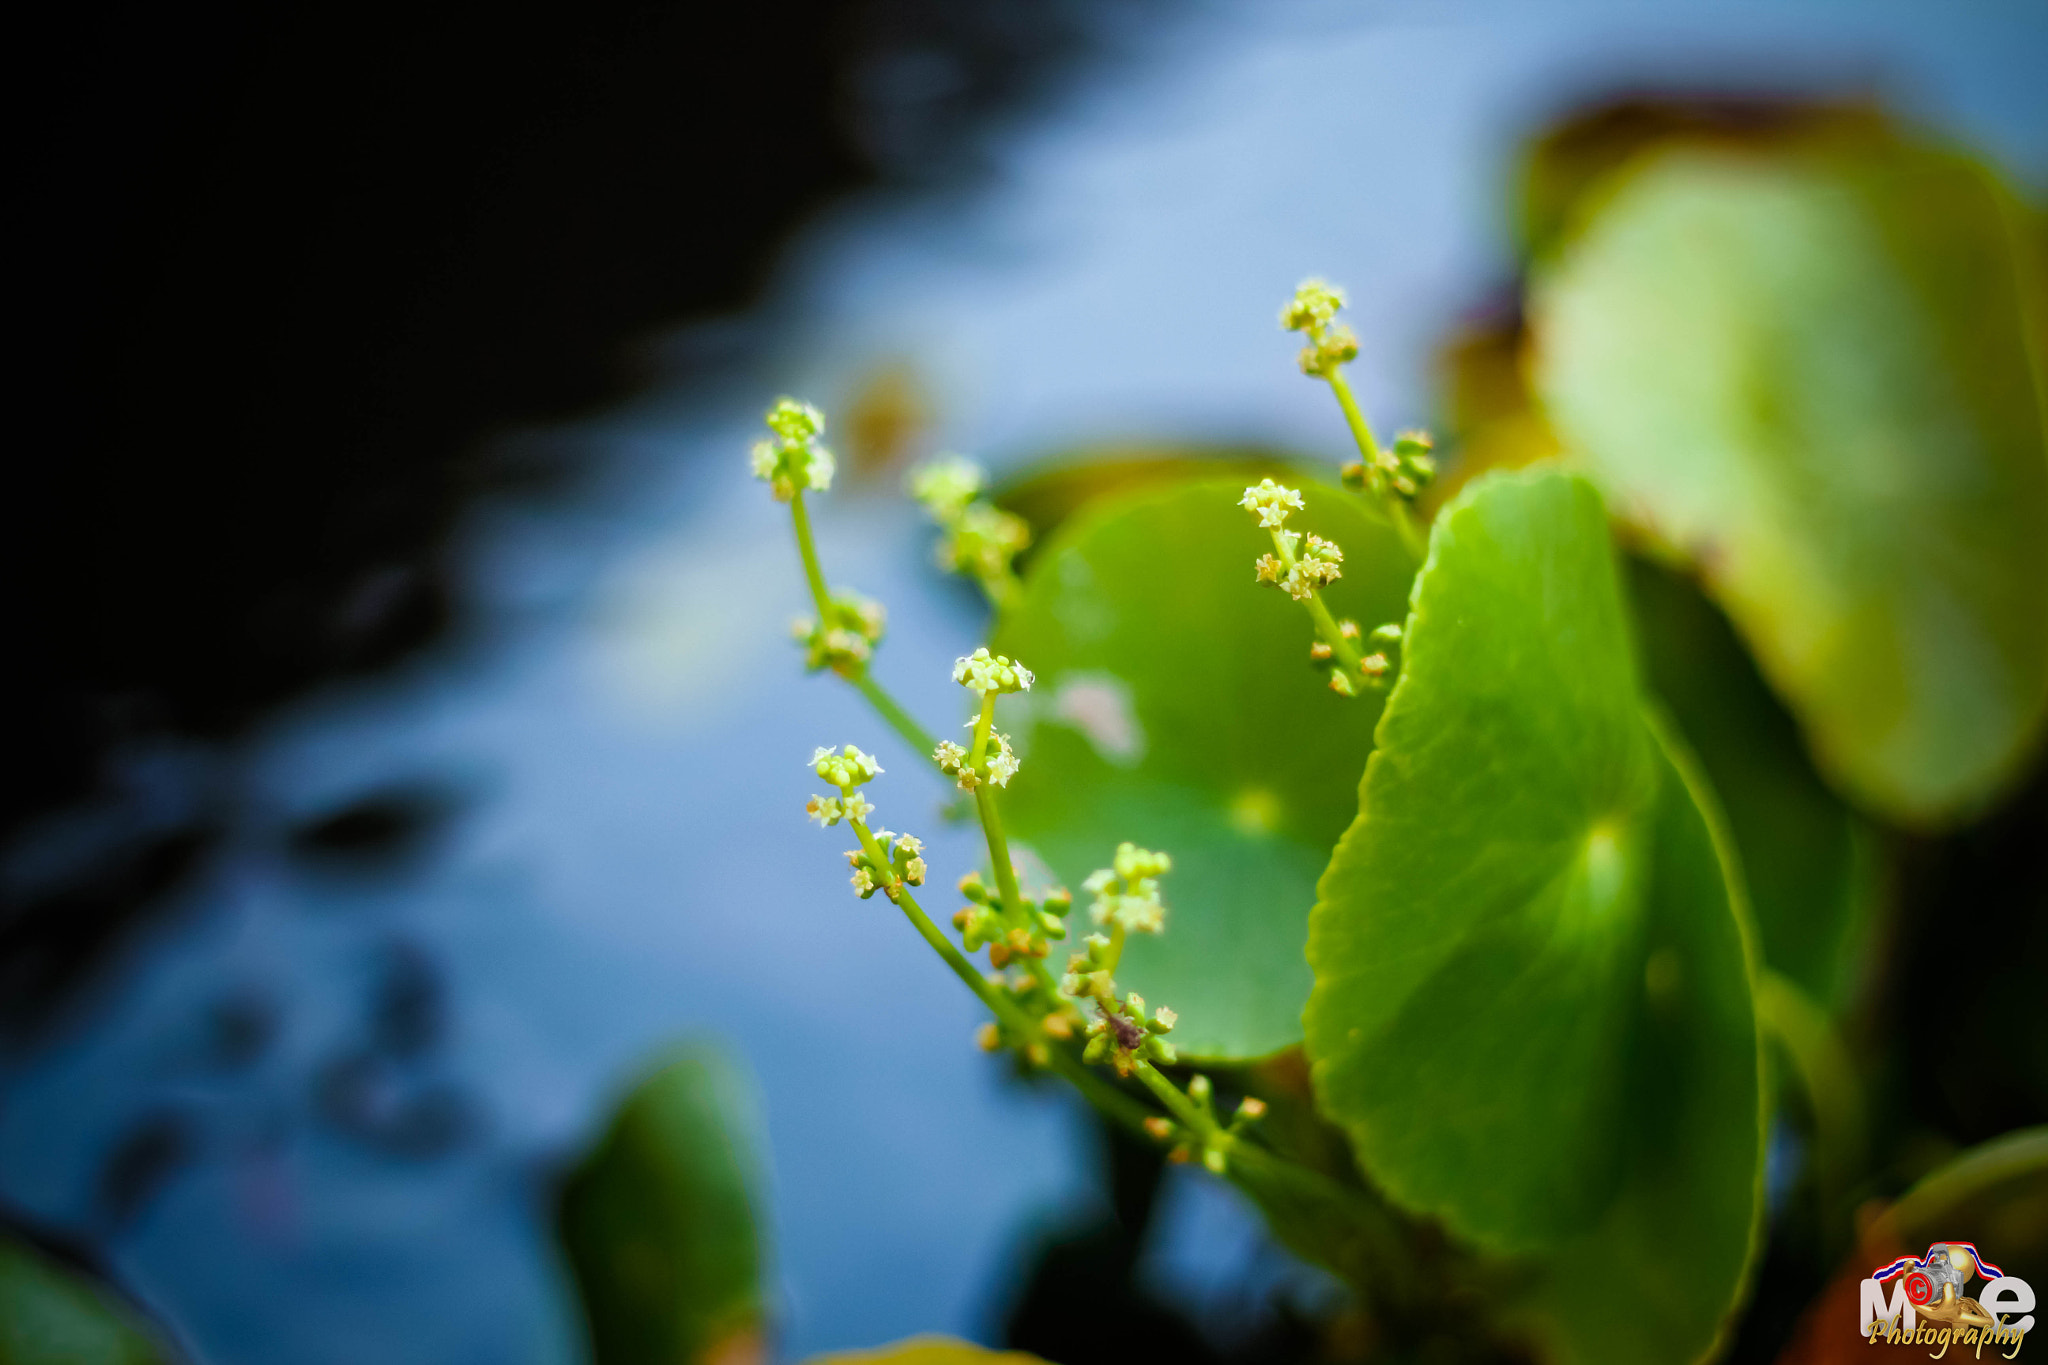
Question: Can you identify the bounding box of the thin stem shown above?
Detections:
[1325,370,1427,563]
[974,787,1022,911]
[1325,368,1383,466]
[968,692,996,766]
[973,783,1062,997]
[858,821,1152,1136]
[1046,1045,1155,1137]
[1133,1059,1217,1137]
[851,672,939,757]
[1271,528,1365,673]
[1101,923,1126,977]
[789,491,834,620]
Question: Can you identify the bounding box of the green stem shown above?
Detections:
[1101,922,1127,977]
[789,491,834,620]
[968,692,996,766]
[1325,370,1427,563]
[791,492,945,760]
[1133,1059,1217,1137]
[1271,528,1365,673]
[1049,1048,1155,1137]
[851,672,939,757]
[973,783,1062,997]
[974,787,1023,913]
[854,818,1152,1136]
[1325,368,1383,466]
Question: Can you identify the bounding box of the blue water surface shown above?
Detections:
[4,4,2044,1362]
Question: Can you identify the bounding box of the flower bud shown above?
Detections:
[953,647,1035,696]
[811,744,883,791]
[750,398,836,501]
[908,455,984,525]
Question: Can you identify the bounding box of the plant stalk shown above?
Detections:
[1325,369,1427,562]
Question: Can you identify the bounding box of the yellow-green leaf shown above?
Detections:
[1531,128,2048,826]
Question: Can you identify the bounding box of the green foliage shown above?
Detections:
[1626,559,1877,1011]
[1531,126,2048,826]
[802,1338,1049,1364]
[1305,471,1763,1363]
[0,1236,169,1365]
[991,478,1413,1060]
[1882,1128,2048,1284]
[557,1047,768,1365]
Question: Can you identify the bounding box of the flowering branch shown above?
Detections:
[1281,279,1433,562]
[1239,479,1403,697]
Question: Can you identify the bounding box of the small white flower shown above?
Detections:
[1239,479,1305,529]
[985,733,1021,788]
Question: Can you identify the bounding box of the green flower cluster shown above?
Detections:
[953,647,1034,695]
[749,398,836,501]
[792,589,886,678]
[1280,278,1360,378]
[1079,976,1178,1075]
[1082,842,1172,935]
[952,871,1072,967]
[1342,428,1437,503]
[846,830,926,902]
[909,455,1031,603]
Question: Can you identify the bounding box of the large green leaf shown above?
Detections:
[1530,129,2048,826]
[0,1237,170,1365]
[991,477,1413,1060]
[1627,558,1877,1011]
[1305,470,1763,1364]
[557,1047,769,1365]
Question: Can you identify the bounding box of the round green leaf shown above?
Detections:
[1530,131,2048,826]
[556,1047,769,1365]
[991,477,1414,1060]
[1305,470,1763,1364]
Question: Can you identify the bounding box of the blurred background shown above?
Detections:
[7,3,2046,1363]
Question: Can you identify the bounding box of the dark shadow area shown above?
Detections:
[1001,1115,1334,1365]
[6,0,1143,1040]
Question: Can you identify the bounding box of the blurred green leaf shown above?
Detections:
[990,477,1414,1061]
[1515,100,1884,262]
[989,445,1298,573]
[0,1235,169,1365]
[557,1047,768,1365]
[802,1337,1050,1364]
[1882,1127,2048,1287]
[1627,558,1878,1011]
[1305,471,1763,1364]
[1530,127,2048,826]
